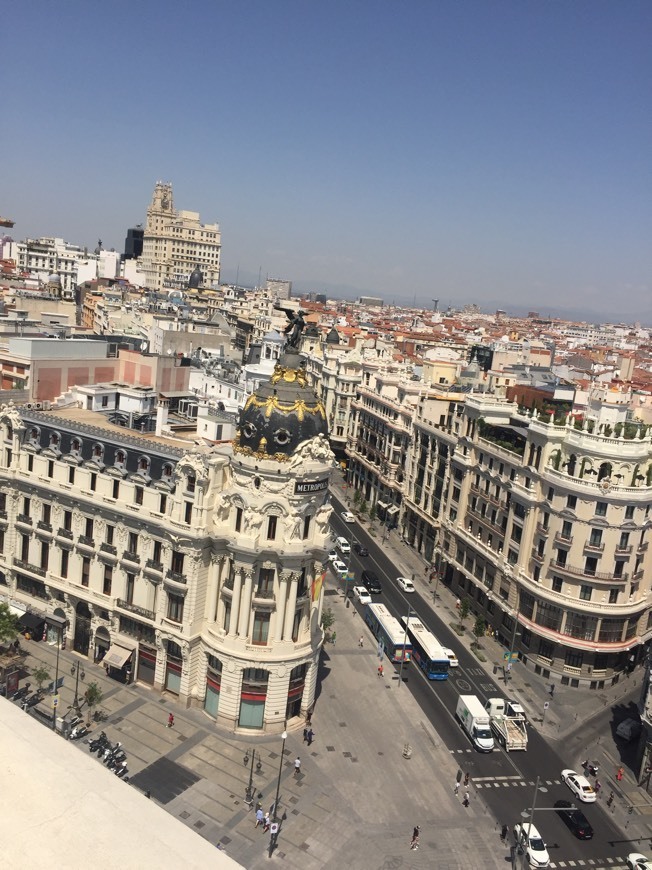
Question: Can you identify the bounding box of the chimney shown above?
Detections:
[155,398,169,437]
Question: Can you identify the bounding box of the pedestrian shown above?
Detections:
[410,825,420,850]
[617,766,624,781]
[359,636,364,648]
[263,812,270,833]
[550,683,555,697]
[607,791,614,807]
[456,598,461,610]
[307,728,314,746]
[464,772,470,787]
[500,824,508,841]
[255,807,264,828]
[463,791,470,808]
[303,727,308,743]
[377,663,384,678]
[294,756,301,776]
[454,781,460,795]
[306,711,312,727]
[167,712,174,728]
[595,778,601,795]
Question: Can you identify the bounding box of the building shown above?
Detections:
[0,346,333,732]
[138,182,221,291]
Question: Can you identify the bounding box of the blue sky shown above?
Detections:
[4,1,651,321]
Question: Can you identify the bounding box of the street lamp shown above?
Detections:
[269,730,288,855]
[243,749,263,806]
[51,623,62,730]
[70,660,85,714]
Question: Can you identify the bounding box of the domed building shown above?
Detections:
[0,348,335,736]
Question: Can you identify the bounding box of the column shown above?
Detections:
[283,573,299,641]
[275,572,290,642]
[237,570,253,637]
[230,565,243,637]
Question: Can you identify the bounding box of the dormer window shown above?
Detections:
[162,463,173,479]
[138,456,150,472]
[29,427,39,444]
[71,438,81,454]
[50,432,60,448]
[93,443,104,459]
[115,450,126,467]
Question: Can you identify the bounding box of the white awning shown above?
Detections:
[387,505,400,515]
[9,605,26,617]
[376,501,389,510]
[103,645,133,669]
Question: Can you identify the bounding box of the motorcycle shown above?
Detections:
[107,750,127,771]
[114,760,129,777]
[87,731,108,753]
[70,722,89,740]
[103,742,123,765]
[11,683,31,703]
[23,692,43,710]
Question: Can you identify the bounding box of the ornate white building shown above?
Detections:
[0,348,333,732]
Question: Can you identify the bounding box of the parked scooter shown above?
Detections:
[23,691,43,711]
[107,750,127,771]
[114,760,129,777]
[103,742,123,765]
[70,722,89,740]
[12,683,31,703]
[87,731,107,753]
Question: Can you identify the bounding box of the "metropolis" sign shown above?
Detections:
[295,478,329,494]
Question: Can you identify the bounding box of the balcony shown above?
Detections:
[145,559,164,575]
[122,551,140,565]
[583,540,605,554]
[57,528,74,540]
[78,535,95,549]
[0,509,8,521]
[100,542,117,556]
[616,544,633,555]
[637,541,648,555]
[554,532,573,546]
[116,599,155,621]
[17,514,33,526]
[37,520,53,533]
[166,569,186,585]
[253,587,275,600]
[13,557,46,578]
[551,559,628,582]
[536,523,550,537]
[531,549,545,564]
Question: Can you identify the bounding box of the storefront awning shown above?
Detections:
[103,645,133,669]
[9,605,25,618]
[387,505,400,515]
[19,612,46,633]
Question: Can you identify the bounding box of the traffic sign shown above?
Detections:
[53,695,59,708]
[543,701,549,710]
[503,652,518,662]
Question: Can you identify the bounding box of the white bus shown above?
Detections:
[364,602,412,663]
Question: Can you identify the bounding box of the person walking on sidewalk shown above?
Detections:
[377,663,384,678]
[255,807,264,828]
[617,766,624,781]
[463,791,470,808]
[306,728,314,746]
[500,824,508,841]
[410,826,420,850]
[294,757,301,777]
[167,713,174,728]
[454,780,460,796]
[358,636,364,648]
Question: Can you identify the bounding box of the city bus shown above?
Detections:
[401,615,449,680]
[364,602,412,663]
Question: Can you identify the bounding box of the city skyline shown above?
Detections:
[4,1,651,321]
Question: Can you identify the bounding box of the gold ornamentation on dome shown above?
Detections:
[270,364,307,387]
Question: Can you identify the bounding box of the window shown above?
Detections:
[584,557,598,576]
[614,560,625,579]
[267,515,278,540]
[533,565,540,582]
[85,518,94,539]
[595,501,607,517]
[153,540,162,563]
[27,454,33,472]
[556,549,567,567]
[588,529,602,547]
[184,502,192,523]
[128,532,138,555]
[547,487,554,502]
[134,486,144,506]
[112,480,119,499]
[257,568,275,596]
[538,638,554,659]
[186,475,196,493]
[21,533,29,562]
[510,525,522,544]
[566,495,577,510]
[159,494,167,514]
[103,566,112,596]
[507,549,518,565]
[47,460,54,478]
[625,505,635,520]
[452,487,460,503]
[106,525,114,545]
[81,557,90,587]
[521,627,532,648]
[40,542,49,571]
[23,496,31,516]
[167,593,184,623]
[562,520,573,539]
[609,588,619,604]
[552,576,563,593]
[171,551,185,574]
[579,584,592,601]
[235,507,243,533]
[0,529,4,553]
[126,573,135,604]
[252,612,270,645]
[63,510,72,531]
[565,649,584,669]
[619,532,630,549]
[61,549,69,578]
[302,515,312,540]
[68,466,75,485]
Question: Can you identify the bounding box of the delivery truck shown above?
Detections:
[484,697,528,751]
[455,694,494,752]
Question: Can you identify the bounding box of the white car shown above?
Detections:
[332,559,348,576]
[327,550,338,563]
[396,577,415,593]
[627,854,652,870]
[561,769,596,803]
[444,647,459,667]
[335,536,350,554]
[513,822,550,868]
[341,511,356,523]
[352,585,372,605]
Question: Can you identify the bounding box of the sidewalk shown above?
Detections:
[14,589,509,869]
[331,476,652,845]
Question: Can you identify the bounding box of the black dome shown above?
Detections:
[188,265,203,289]
[233,349,328,461]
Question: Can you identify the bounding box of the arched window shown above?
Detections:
[162,463,174,479]
[567,454,577,476]
[115,450,126,467]
[598,462,612,482]
[71,438,82,454]
[29,427,39,444]
[50,432,60,448]
[138,456,150,472]
[5,424,12,440]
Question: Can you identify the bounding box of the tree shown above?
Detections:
[0,602,21,646]
[458,598,470,630]
[359,499,369,518]
[84,681,104,725]
[369,503,376,524]
[31,665,51,692]
[353,490,362,509]
[472,617,485,649]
